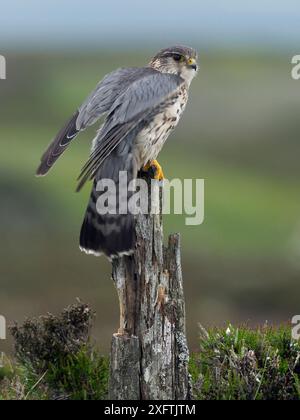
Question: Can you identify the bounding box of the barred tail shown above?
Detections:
[79,145,135,259]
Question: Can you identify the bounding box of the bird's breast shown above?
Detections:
[134,86,188,168]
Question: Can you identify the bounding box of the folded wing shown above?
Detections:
[76,71,183,191]
[36,67,150,176]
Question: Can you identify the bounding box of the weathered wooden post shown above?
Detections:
[109,176,191,400]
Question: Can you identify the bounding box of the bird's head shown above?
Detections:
[149,45,198,85]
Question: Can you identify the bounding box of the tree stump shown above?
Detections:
[109,179,191,400]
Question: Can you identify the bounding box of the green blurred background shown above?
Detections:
[1,1,300,354]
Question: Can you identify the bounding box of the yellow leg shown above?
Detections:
[142,160,165,181]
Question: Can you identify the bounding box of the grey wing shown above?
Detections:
[76,71,184,191]
[36,67,147,176]
[76,67,154,128]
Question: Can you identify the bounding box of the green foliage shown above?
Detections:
[2,312,300,400]
[9,301,94,372]
[0,356,14,382]
[1,302,109,400]
[190,324,300,400]
[46,348,109,400]
[0,351,109,401]
[0,355,48,400]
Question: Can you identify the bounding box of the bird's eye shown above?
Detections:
[173,54,184,62]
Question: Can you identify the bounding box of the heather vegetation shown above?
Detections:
[1,303,299,400]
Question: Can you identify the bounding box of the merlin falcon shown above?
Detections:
[36,45,198,259]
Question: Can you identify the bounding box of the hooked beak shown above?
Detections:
[187,57,197,71]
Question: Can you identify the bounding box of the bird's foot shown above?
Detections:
[142,160,165,181]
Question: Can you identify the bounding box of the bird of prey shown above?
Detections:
[36,45,198,259]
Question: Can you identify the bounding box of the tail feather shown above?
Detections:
[80,208,134,258]
[79,140,136,259]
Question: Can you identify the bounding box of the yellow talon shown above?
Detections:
[143,160,164,181]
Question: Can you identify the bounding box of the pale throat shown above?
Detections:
[150,60,196,87]
[180,67,196,87]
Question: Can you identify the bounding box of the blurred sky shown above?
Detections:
[1,0,300,51]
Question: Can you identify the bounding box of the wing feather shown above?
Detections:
[76,123,132,191]
[36,67,150,176]
[36,111,79,176]
[76,72,183,190]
